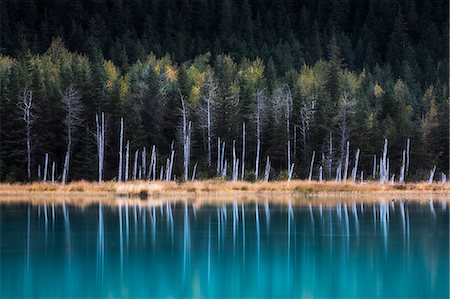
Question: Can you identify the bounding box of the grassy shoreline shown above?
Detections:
[0,180,448,196]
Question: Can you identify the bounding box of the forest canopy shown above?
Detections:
[0,0,448,182]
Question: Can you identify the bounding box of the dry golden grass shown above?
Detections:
[0,179,448,198]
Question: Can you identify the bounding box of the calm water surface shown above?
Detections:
[0,198,448,298]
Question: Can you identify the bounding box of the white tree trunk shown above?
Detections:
[241,122,246,180]
[255,139,260,180]
[319,166,323,182]
[181,96,190,182]
[125,141,130,181]
[142,146,146,179]
[351,148,360,182]
[133,149,139,180]
[232,140,237,182]
[293,126,297,163]
[308,151,315,181]
[263,156,270,182]
[168,150,175,181]
[43,153,48,182]
[372,155,377,179]
[96,113,105,183]
[207,93,212,167]
[343,141,350,181]
[217,137,221,174]
[159,166,164,181]
[62,151,69,184]
[287,140,291,175]
[18,90,34,181]
[335,162,342,181]
[399,150,406,183]
[221,141,226,175]
[328,132,333,178]
[288,163,294,181]
[118,117,124,182]
[406,138,410,175]
[191,163,198,181]
[428,166,436,184]
[51,161,55,184]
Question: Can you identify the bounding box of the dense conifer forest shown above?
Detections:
[0,0,448,182]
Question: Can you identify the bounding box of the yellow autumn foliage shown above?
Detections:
[103,60,118,92]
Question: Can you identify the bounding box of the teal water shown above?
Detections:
[0,199,448,298]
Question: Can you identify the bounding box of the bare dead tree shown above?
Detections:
[335,92,355,171]
[125,140,130,181]
[17,89,36,181]
[263,156,271,182]
[51,161,55,184]
[351,148,360,182]
[241,122,246,180]
[43,153,49,182]
[299,94,316,153]
[308,151,315,181]
[95,112,105,183]
[199,71,218,167]
[180,91,191,182]
[253,89,266,179]
[118,117,124,181]
[428,166,436,184]
[61,85,82,183]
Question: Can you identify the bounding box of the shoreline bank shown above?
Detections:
[0,180,448,199]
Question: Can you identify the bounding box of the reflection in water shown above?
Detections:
[1,199,448,298]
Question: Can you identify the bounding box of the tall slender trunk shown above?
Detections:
[133,149,139,180]
[263,156,270,182]
[255,139,260,180]
[293,126,297,163]
[241,122,246,180]
[287,140,291,175]
[43,153,48,182]
[328,132,333,178]
[343,141,350,181]
[118,117,124,181]
[319,166,323,182]
[232,140,237,182]
[372,155,377,179]
[428,166,436,184]
[255,97,261,180]
[207,95,212,167]
[406,138,410,175]
[192,163,198,181]
[26,125,31,181]
[96,113,105,183]
[51,161,55,184]
[125,140,129,181]
[399,150,406,183]
[142,146,146,179]
[351,148,360,182]
[217,137,221,174]
[308,151,315,181]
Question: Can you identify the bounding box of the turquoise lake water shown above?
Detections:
[0,199,448,298]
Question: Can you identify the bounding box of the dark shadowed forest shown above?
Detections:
[0,0,448,182]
